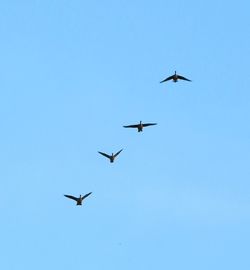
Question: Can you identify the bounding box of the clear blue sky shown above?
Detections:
[1,1,250,269]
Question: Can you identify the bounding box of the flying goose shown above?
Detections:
[123,121,157,132]
[160,71,191,83]
[98,149,123,163]
[64,192,92,206]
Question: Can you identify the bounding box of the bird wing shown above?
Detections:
[114,149,123,158]
[123,124,139,128]
[98,151,111,159]
[143,123,157,127]
[177,75,191,81]
[64,194,78,202]
[160,75,174,83]
[82,192,92,200]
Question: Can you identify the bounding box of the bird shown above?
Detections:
[160,71,191,83]
[64,192,92,206]
[123,121,157,132]
[98,149,123,163]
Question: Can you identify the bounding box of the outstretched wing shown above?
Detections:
[143,123,157,127]
[160,75,174,83]
[177,75,191,81]
[123,124,139,128]
[64,194,78,202]
[82,192,92,200]
[98,151,111,159]
[114,149,123,158]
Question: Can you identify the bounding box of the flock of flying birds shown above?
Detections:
[64,70,192,206]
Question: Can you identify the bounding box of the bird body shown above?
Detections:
[160,71,191,83]
[64,192,92,206]
[123,121,157,132]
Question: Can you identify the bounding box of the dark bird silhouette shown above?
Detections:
[64,192,92,206]
[160,71,191,83]
[123,121,157,132]
[98,149,123,163]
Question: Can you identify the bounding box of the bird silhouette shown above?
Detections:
[64,192,92,206]
[123,121,157,132]
[98,149,123,163]
[160,71,191,83]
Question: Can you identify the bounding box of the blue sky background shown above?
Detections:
[0,1,250,269]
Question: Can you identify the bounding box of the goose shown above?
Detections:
[123,121,157,132]
[160,71,191,83]
[64,192,92,206]
[98,149,123,163]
